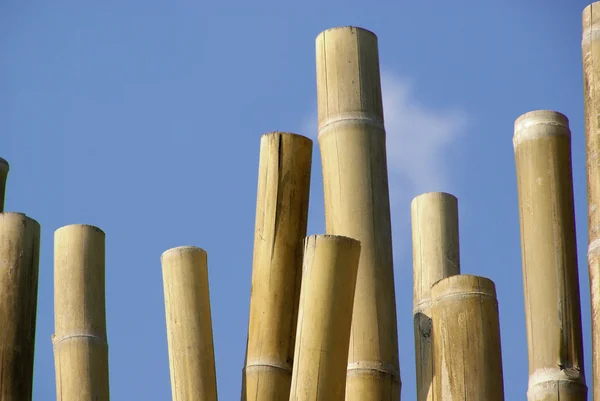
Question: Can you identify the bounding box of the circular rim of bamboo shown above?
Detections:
[316,25,377,40]
[411,191,457,205]
[54,224,105,236]
[160,245,207,261]
[304,233,361,246]
[431,274,496,301]
[262,131,313,142]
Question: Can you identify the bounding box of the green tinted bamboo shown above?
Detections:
[243,132,312,401]
[0,213,40,401]
[53,224,110,401]
[411,192,460,401]
[316,26,400,400]
[289,235,361,401]
[514,111,587,400]
[161,246,218,401]
[431,275,504,400]
[583,5,600,399]
[0,157,9,212]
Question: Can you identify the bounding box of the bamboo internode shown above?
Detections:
[243,132,313,401]
[0,157,8,212]
[52,224,110,401]
[289,235,361,401]
[582,4,600,399]
[0,212,40,401]
[161,246,218,401]
[513,111,587,400]
[411,192,460,401]
[431,275,505,400]
[316,26,401,400]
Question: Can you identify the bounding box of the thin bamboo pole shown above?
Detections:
[411,192,460,401]
[582,5,600,399]
[0,212,40,401]
[161,246,218,401]
[243,132,312,401]
[513,110,587,400]
[431,275,505,400]
[53,224,110,401]
[289,235,361,401]
[0,157,9,212]
[316,26,400,400]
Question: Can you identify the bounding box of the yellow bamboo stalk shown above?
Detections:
[161,246,218,401]
[513,110,587,400]
[289,235,361,401]
[0,157,9,212]
[53,224,110,401]
[411,192,460,401]
[0,212,40,401]
[431,275,505,400]
[582,5,600,399]
[316,26,400,400]
[243,132,312,401]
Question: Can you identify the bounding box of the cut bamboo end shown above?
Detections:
[0,212,40,401]
[582,2,600,44]
[289,234,361,401]
[53,223,110,401]
[431,274,504,400]
[161,245,218,401]
[513,110,570,147]
[0,157,9,213]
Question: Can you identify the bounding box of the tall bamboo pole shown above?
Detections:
[161,246,218,401]
[289,235,361,401]
[53,224,110,401]
[316,26,401,399]
[243,132,312,401]
[513,110,587,400]
[411,192,460,401]
[0,212,40,401]
[582,5,600,399]
[431,275,505,400]
[0,157,8,212]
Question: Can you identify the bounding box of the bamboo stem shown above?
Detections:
[513,110,587,400]
[289,235,361,401]
[0,157,9,212]
[161,246,218,401]
[53,224,110,401]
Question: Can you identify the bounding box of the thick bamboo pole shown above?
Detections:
[0,157,8,212]
[243,132,312,401]
[411,192,460,401]
[53,224,110,401]
[316,26,400,400]
[582,5,600,399]
[0,212,40,401]
[161,246,218,401]
[513,110,587,400]
[431,275,505,400]
[289,235,361,401]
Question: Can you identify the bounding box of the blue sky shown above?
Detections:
[1,1,593,399]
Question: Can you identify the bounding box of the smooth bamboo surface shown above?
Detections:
[161,246,218,401]
[316,26,400,400]
[411,192,460,401]
[514,110,587,400]
[243,132,312,401]
[431,275,504,401]
[583,5,600,399]
[53,224,110,401]
[289,235,361,401]
[0,213,40,401]
[0,158,8,212]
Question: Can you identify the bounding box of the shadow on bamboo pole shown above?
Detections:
[431,275,505,400]
[0,212,40,400]
[513,110,587,400]
[242,132,312,401]
[411,192,460,401]
[582,5,600,399]
[161,246,218,401]
[289,235,361,401]
[0,158,8,212]
[53,224,110,401]
[316,26,400,399]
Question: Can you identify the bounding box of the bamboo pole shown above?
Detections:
[243,132,312,401]
[0,157,8,212]
[289,234,361,401]
[0,212,40,401]
[411,192,460,401]
[582,5,600,399]
[161,246,218,401]
[513,110,587,400]
[316,26,401,400]
[53,224,110,401]
[431,275,505,400]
